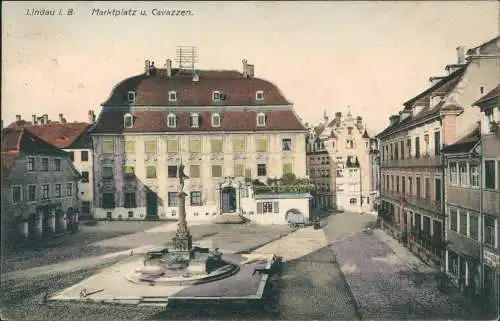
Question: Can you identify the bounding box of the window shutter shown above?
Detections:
[273,202,279,213]
[257,202,263,214]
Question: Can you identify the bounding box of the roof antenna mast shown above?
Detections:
[175,46,199,73]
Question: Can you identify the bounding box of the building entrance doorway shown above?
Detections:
[146,192,158,219]
[221,187,237,213]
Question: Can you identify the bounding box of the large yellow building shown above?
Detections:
[90,58,309,222]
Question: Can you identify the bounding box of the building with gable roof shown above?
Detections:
[306,108,379,212]
[8,112,96,217]
[89,58,310,223]
[376,36,499,272]
[1,127,80,246]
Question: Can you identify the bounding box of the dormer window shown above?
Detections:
[190,113,199,128]
[212,113,221,127]
[213,91,221,102]
[124,113,134,128]
[257,113,266,127]
[168,91,178,102]
[127,91,136,104]
[167,113,177,128]
[256,90,264,101]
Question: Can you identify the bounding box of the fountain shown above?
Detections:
[128,163,240,286]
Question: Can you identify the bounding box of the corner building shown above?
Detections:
[90,59,308,222]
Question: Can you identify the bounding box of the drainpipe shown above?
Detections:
[441,151,446,274]
[478,141,484,310]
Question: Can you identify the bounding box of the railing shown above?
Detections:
[380,155,442,168]
[380,190,442,215]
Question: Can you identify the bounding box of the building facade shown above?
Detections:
[90,58,309,223]
[377,37,499,270]
[1,128,80,246]
[307,109,378,212]
[8,113,95,217]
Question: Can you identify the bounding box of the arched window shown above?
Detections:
[350,198,357,205]
[167,113,177,128]
[212,113,221,127]
[190,113,199,128]
[256,112,266,127]
[123,113,133,128]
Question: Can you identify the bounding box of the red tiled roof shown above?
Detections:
[473,85,499,106]
[442,125,480,154]
[102,69,291,107]
[91,109,306,134]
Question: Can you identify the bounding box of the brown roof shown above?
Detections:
[91,109,306,134]
[1,128,67,176]
[442,125,480,154]
[102,69,291,107]
[473,85,499,106]
[24,123,90,149]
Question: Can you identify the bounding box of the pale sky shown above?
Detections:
[2,1,499,134]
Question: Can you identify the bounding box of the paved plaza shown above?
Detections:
[0,211,491,320]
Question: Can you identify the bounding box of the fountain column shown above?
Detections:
[171,164,193,258]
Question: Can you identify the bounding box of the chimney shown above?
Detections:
[456,46,466,64]
[242,59,248,77]
[246,64,254,78]
[389,115,400,126]
[166,59,172,78]
[32,114,37,124]
[192,70,199,82]
[15,115,21,122]
[59,113,64,123]
[88,110,95,123]
[43,114,49,124]
[144,60,151,76]
[323,110,329,123]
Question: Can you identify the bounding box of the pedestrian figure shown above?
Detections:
[79,288,88,298]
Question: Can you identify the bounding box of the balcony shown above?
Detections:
[380,190,442,216]
[380,155,442,168]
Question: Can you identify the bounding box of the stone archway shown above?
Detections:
[285,208,305,223]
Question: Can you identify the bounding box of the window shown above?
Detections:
[102,167,114,179]
[263,202,273,213]
[189,113,199,128]
[27,185,36,202]
[256,138,268,152]
[424,134,429,155]
[80,150,89,162]
[145,140,156,154]
[124,141,135,154]
[470,162,479,187]
[435,178,442,202]
[167,139,178,152]
[282,138,292,151]
[283,163,293,175]
[424,178,430,199]
[27,157,35,171]
[459,211,467,235]
[146,166,157,178]
[234,164,244,177]
[54,158,62,171]
[350,198,357,205]
[102,141,114,154]
[211,139,223,153]
[190,191,202,206]
[55,184,62,198]
[434,131,441,156]
[211,165,222,177]
[256,90,264,100]
[449,162,457,185]
[167,113,177,128]
[233,137,245,152]
[408,177,412,195]
[41,158,49,171]
[124,166,135,178]
[12,186,22,203]
[245,168,252,180]
[124,114,133,128]
[485,160,496,189]
[188,139,201,153]
[168,192,178,207]
[257,113,266,127]
[469,214,478,241]
[402,176,406,194]
[257,164,267,176]
[167,166,177,178]
[212,91,221,102]
[396,176,400,193]
[415,137,420,158]
[68,151,75,161]
[124,193,136,208]
[80,171,89,182]
[459,162,468,186]
[66,183,73,196]
[190,165,200,178]
[401,141,405,159]
[212,113,221,127]
[168,91,178,102]
[484,215,496,246]
[394,143,399,160]
[346,140,354,149]
[127,91,136,104]
[41,184,49,200]
[407,138,412,157]
[450,208,458,231]
[102,193,115,209]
